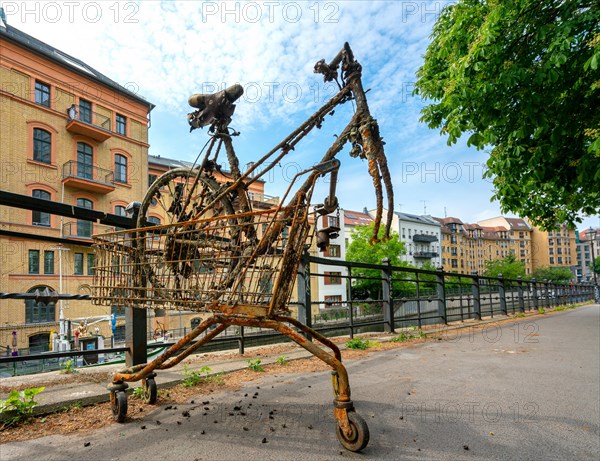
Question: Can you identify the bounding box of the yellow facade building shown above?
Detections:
[1,22,153,351]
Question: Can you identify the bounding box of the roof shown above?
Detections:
[433,216,463,225]
[0,22,154,110]
[504,218,531,230]
[395,212,441,227]
[579,228,599,241]
[344,210,373,227]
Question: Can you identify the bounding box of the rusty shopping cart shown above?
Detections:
[92,43,394,452]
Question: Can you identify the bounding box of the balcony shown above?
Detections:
[62,161,115,194]
[66,111,112,142]
[248,192,280,210]
[62,221,116,239]
[413,233,438,243]
[413,251,439,258]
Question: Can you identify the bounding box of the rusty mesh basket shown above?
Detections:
[92,206,312,316]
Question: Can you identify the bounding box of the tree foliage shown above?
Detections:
[483,253,526,280]
[592,256,600,275]
[345,224,406,298]
[415,0,600,228]
[530,266,574,282]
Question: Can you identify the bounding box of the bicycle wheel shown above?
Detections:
[138,167,236,227]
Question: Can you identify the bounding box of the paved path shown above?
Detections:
[2,305,599,460]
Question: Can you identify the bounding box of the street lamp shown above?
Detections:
[588,227,597,285]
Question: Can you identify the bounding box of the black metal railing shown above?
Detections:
[62,221,115,239]
[62,160,114,185]
[69,109,112,131]
[0,258,596,376]
[413,234,438,243]
[413,251,439,258]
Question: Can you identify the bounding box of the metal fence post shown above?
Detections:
[498,274,507,315]
[296,251,312,341]
[436,267,447,324]
[543,279,550,308]
[381,258,394,333]
[517,276,525,313]
[125,202,146,367]
[471,272,481,320]
[531,278,539,310]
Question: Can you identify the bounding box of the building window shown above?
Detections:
[324,271,342,285]
[77,198,93,237]
[74,253,84,275]
[44,250,54,274]
[147,216,161,225]
[76,142,93,179]
[328,215,340,228]
[116,114,126,135]
[148,174,157,187]
[112,305,126,317]
[25,286,56,324]
[32,189,51,226]
[33,128,51,164]
[325,244,341,258]
[79,99,92,123]
[35,81,51,107]
[324,295,342,307]
[28,250,40,274]
[87,253,95,276]
[550,257,555,265]
[114,154,127,183]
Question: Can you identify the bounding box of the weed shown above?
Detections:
[416,330,427,339]
[60,359,78,374]
[554,306,566,312]
[247,358,265,372]
[182,365,214,387]
[276,356,288,366]
[514,313,526,318]
[366,340,381,348]
[345,338,369,350]
[131,387,145,400]
[391,332,413,343]
[0,387,45,428]
[538,308,546,314]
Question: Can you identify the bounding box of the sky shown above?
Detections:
[4,0,598,232]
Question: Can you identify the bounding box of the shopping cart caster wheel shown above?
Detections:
[112,391,128,423]
[143,377,157,404]
[336,411,369,452]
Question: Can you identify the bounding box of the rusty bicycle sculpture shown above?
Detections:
[92,43,393,452]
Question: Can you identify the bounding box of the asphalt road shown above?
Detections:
[2,305,599,461]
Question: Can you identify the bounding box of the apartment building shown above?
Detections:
[0,21,154,350]
[575,227,599,282]
[477,217,534,273]
[528,222,577,275]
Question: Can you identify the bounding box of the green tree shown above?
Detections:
[483,253,526,280]
[530,266,574,282]
[591,256,600,275]
[415,1,600,228]
[345,224,406,299]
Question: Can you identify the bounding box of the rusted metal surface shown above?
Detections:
[93,43,385,451]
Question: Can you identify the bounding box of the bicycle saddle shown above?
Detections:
[187,84,244,130]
